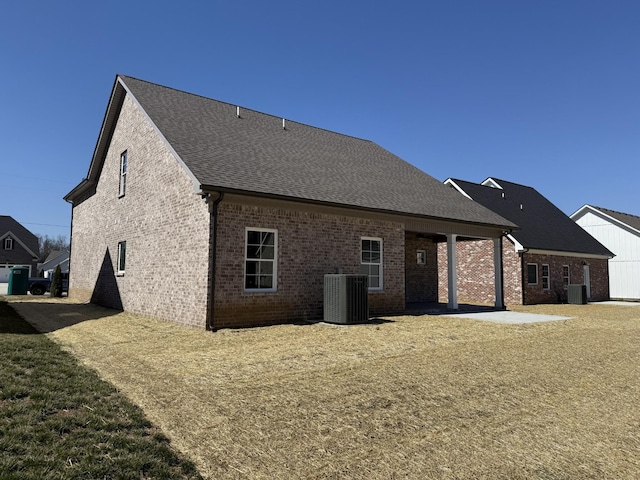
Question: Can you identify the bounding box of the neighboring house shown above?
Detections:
[442,178,613,305]
[571,206,640,301]
[39,249,70,278]
[0,216,40,282]
[64,75,516,329]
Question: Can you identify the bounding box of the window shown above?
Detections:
[361,237,383,290]
[117,241,126,275]
[119,150,128,197]
[562,265,570,288]
[3,237,13,250]
[527,263,538,285]
[416,250,426,265]
[245,228,277,291]
[541,264,550,290]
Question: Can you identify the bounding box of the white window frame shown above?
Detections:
[562,265,570,288]
[361,237,383,291]
[416,249,426,265]
[117,241,126,276]
[3,237,13,250]
[527,263,538,285]
[119,150,128,197]
[541,264,550,290]
[244,228,278,292]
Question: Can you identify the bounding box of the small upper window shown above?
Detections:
[416,250,426,265]
[361,237,383,290]
[3,237,13,250]
[527,263,538,285]
[117,241,126,275]
[119,150,128,197]
[541,264,550,290]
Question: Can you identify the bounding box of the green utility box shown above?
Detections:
[7,266,30,295]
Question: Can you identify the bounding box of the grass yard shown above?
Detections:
[0,299,202,480]
[7,297,640,479]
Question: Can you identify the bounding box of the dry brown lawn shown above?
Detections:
[7,296,640,479]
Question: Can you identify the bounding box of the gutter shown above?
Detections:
[205,192,225,331]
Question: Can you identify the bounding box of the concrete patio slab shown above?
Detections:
[447,310,572,324]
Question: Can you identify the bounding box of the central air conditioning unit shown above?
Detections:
[567,284,587,304]
[324,274,369,324]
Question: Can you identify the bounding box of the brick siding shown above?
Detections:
[437,237,609,306]
[404,234,438,303]
[212,202,406,328]
[69,95,211,327]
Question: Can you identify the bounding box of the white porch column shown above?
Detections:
[447,234,458,310]
[494,237,504,309]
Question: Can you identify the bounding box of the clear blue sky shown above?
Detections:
[2,0,638,241]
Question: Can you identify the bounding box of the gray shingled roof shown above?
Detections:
[589,206,640,233]
[449,178,613,257]
[0,215,40,257]
[114,76,515,229]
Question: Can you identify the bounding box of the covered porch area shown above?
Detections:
[404,217,508,312]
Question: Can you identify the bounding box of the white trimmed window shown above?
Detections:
[562,265,570,288]
[245,228,277,292]
[361,237,383,290]
[117,241,126,275]
[119,150,128,197]
[527,263,538,285]
[3,237,13,250]
[541,264,550,290]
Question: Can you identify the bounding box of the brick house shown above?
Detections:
[0,216,40,282]
[441,178,613,305]
[64,75,516,329]
[571,205,640,300]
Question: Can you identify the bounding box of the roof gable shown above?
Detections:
[572,205,640,237]
[67,75,516,231]
[0,216,40,257]
[446,178,613,257]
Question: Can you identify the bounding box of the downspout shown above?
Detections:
[205,192,224,331]
[64,198,74,292]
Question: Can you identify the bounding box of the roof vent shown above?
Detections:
[282,118,287,130]
[520,203,524,210]
[501,192,505,199]
[236,106,241,118]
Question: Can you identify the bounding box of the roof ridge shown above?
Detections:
[118,74,373,144]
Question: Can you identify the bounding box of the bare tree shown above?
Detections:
[37,234,69,261]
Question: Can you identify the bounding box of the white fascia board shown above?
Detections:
[443,178,473,200]
[572,205,640,238]
[525,248,613,259]
[481,178,503,189]
[506,233,525,252]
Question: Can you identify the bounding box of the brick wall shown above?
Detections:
[212,202,406,328]
[522,253,609,304]
[436,237,609,306]
[404,234,438,303]
[69,94,211,327]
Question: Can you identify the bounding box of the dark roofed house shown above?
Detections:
[0,216,40,282]
[571,205,640,300]
[443,178,613,305]
[65,75,516,329]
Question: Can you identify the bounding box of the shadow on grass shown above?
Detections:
[3,300,123,334]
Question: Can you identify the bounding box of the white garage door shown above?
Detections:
[0,265,30,283]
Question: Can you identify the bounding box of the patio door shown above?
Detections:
[583,265,591,300]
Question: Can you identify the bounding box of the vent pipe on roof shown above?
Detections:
[501,192,505,199]
[520,203,524,210]
[282,118,286,130]
[236,106,241,118]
